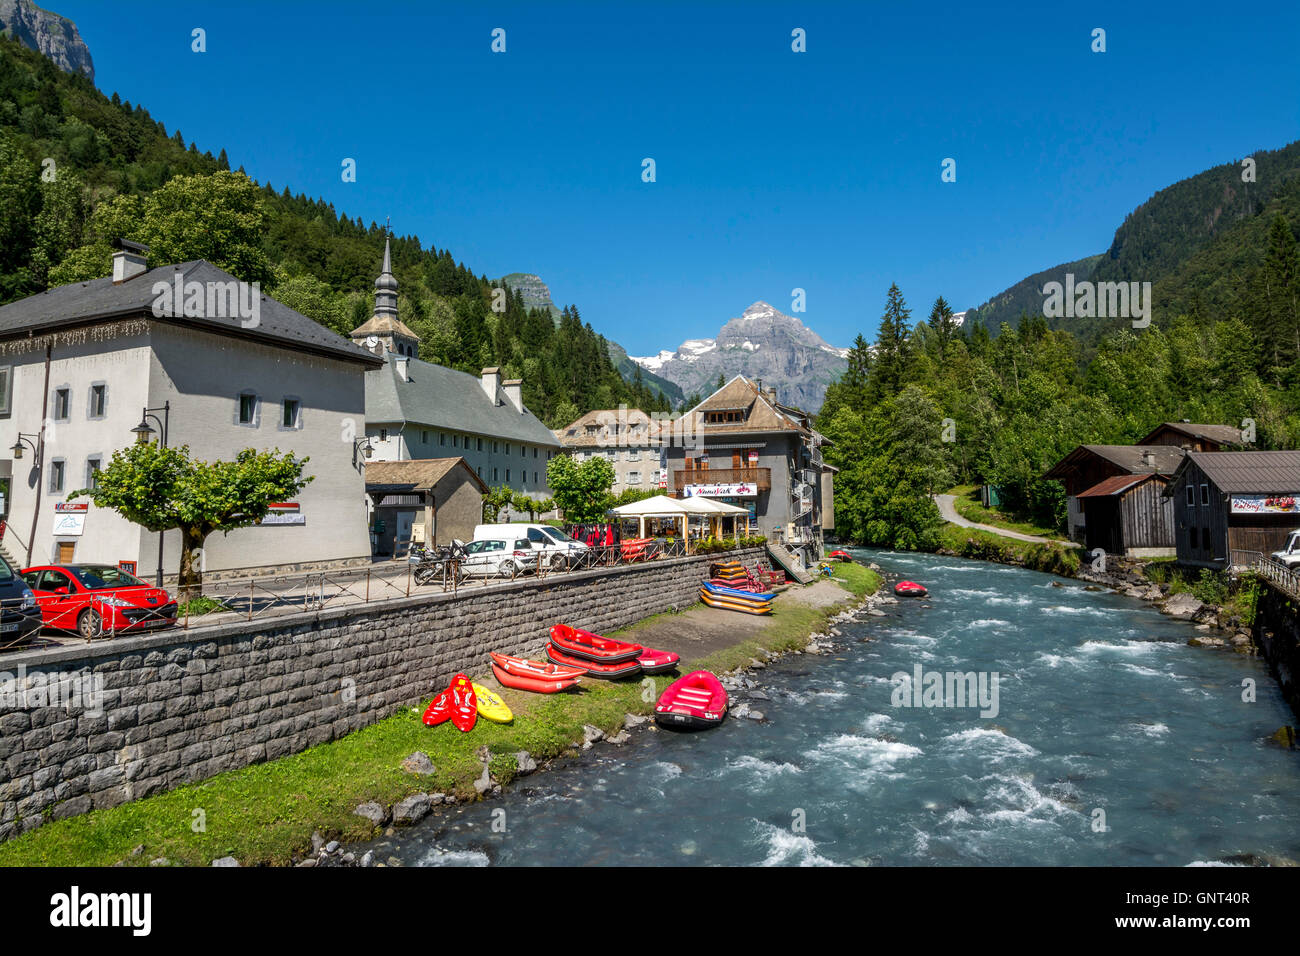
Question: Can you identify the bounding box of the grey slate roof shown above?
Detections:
[0,260,383,367]
[1170,450,1300,494]
[366,354,562,448]
[1140,422,1246,447]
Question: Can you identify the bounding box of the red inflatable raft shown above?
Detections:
[828,549,852,562]
[655,670,728,729]
[548,624,643,664]
[489,652,584,693]
[637,646,681,675]
[894,580,928,597]
[546,643,643,680]
[490,662,578,694]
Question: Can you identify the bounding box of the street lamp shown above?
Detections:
[353,437,374,465]
[132,402,170,586]
[10,433,38,460]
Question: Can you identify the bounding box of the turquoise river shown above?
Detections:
[363,548,1300,866]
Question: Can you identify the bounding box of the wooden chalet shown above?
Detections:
[1163,451,1300,568]
[1043,445,1185,544]
[1137,422,1247,452]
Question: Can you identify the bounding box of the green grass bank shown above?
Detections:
[0,563,879,868]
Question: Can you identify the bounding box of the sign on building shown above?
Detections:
[1230,495,1300,514]
[683,482,757,498]
[258,501,306,525]
[52,501,88,536]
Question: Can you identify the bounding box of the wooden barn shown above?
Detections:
[1043,444,1186,543]
[1163,450,1300,568]
[1075,473,1175,557]
[1137,421,1246,452]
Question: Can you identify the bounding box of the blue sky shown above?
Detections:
[57,1,1300,354]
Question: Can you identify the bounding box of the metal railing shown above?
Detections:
[0,536,751,648]
[1252,556,1300,600]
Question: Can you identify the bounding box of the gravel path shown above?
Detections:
[934,494,1078,548]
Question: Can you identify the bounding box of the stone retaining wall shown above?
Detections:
[0,548,762,842]
[1254,578,1300,720]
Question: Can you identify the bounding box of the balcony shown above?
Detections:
[672,467,772,494]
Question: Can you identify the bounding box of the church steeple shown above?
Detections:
[374,236,399,318]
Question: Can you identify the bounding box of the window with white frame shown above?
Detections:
[238,391,258,426]
[281,397,301,429]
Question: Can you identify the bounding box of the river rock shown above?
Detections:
[606,730,631,745]
[514,751,537,775]
[624,713,649,729]
[311,831,325,853]
[392,793,433,825]
[401,751,436,776]
[1188,635,1225,648]
[732,702,751,719]
[211,856,240,867]
[296,858,317,868]
[359,851,375,868]
[324,841,340,855]
[354,801,388,826]
[582,725,606,748]
[1162,593,1204,619]
[742,709,765,721]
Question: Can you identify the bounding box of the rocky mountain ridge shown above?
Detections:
[0,0,93,80]
[631,301,848,411]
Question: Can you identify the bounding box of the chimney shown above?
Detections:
[1141,450,1156,469]
[480,367,501,404]
[394,355,410,382]
[111,238,149,284]
[767,387,778,404]
[503,378,523,412]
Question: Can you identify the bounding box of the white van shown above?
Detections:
[473,523,588,570]
[1272,530,1300,569]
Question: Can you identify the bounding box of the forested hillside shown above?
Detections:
[0,37,671,426]
[970,139,1300,348]
[821,198,1300,546]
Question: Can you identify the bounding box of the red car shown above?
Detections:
[20,564,178,638]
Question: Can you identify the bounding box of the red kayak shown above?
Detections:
[423,672,478,730]
[422,684,454,726]
[894,580,928,597]
[491,662,579,694]
[449,673,478,731]
[638,646,680,675]
[490,651,586,682]
[655,670,728,729]
[549,624,643,664]
[546,643,643,680]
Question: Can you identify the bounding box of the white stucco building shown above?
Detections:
[0,242,382,580]
[351,242,563,503]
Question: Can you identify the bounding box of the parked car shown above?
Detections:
[0,554,43,649]
[20,564,178,639]
[1272,530,1300,569]
[473,523,588,570]
[460,538,540,577]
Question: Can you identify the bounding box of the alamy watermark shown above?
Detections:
[151,275,260,328]
[0,664,103,716]
[890,664,1000,717]
[1042,273,1151,329]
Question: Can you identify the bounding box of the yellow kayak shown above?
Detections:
[472,682,514,723]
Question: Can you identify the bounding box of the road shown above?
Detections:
[934,494,1078,548]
